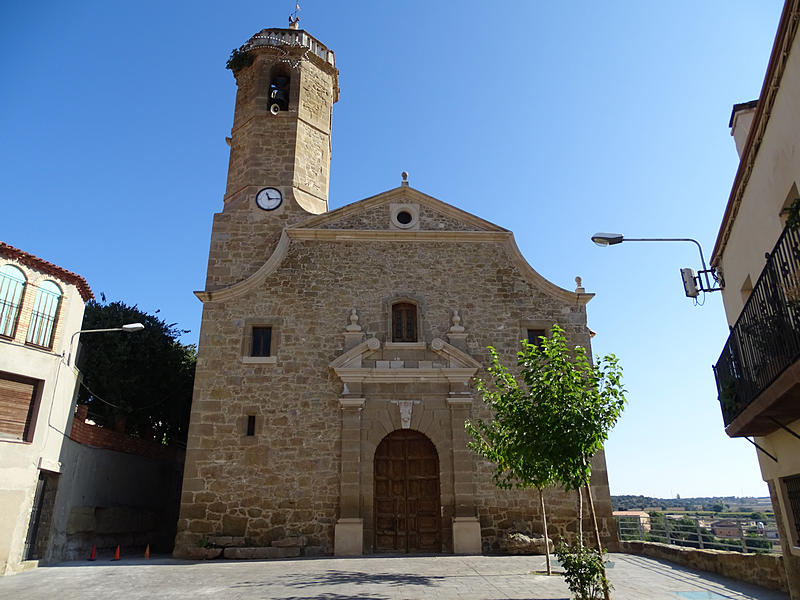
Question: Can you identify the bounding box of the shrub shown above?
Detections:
[555,542,610,600]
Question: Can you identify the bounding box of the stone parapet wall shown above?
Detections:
[621,540,788,593]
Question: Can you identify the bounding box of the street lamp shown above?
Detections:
[590,232,724,297]
[68,323,145,366]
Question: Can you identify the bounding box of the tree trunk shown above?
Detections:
[584,480,610,600]
[538,487,551,575]
[576,487,583,547]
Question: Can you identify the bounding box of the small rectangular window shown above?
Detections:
[251,327,272,357]
[527,329,546,347]
[392,303,417,342]
[784,474,800,545]
[246,415,256,437]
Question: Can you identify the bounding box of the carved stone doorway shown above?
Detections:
[374,429,441,553]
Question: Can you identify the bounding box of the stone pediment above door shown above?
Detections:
[329,337,480,386]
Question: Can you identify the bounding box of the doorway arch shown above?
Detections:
[373,429,441,553]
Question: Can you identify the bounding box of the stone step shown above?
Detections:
[223,546,301,559]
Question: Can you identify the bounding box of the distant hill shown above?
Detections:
[612,495,772,512]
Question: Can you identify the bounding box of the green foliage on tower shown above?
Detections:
[226,45,254,73]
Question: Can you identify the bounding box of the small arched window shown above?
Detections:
[0,264,26,338]
[392,302,417,342]
[26,280,62,348]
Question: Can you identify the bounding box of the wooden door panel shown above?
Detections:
[373,429,441,553]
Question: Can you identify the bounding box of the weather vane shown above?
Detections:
[289,2,301,29]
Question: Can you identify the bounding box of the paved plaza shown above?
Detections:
[0,553,788,599]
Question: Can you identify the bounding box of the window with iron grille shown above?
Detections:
[392,302,417,342]
[26,281,61,349]
[0,265,26,339]
[251,326,272,357]
[784,474,800,545]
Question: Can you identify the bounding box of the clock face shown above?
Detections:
[256,187,282,210]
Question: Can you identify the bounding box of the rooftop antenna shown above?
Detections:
[289,2,300,29]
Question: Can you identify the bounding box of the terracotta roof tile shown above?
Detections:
[0,242,94,301]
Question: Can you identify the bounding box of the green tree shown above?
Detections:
[518,327,625,553]
[467,345,557,574]
[468,325,626,598]
[76,299,196,445]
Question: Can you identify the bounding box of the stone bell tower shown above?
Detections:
[205,24,339,290]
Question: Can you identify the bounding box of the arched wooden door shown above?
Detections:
[374,429,441,553]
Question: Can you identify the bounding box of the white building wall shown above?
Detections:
[0,259,87,575]
[718,29,800,324]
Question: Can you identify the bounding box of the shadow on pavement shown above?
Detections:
[269,595,388,600]
[615,554,785,599]
[232,569,446,590]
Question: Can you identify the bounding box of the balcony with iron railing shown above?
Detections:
[713,223,800,436]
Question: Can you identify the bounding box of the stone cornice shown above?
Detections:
[338,398,366,409]
[329,338,479,385]
[194,230,290,303]
[333,367,477,385]
[194,201,593,306]
[429,337,482,369]
[286,228,510,242]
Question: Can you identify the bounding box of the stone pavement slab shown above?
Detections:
[0,553,788,599]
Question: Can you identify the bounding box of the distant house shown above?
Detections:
[0,242,92,574]
[711,520,741,539]
[613,510,651,532]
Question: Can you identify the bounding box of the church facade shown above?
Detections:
[174,25,616,557]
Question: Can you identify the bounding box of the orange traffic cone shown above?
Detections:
[112,545,120,561]
[144,544,150,559]
[88,545,96,561]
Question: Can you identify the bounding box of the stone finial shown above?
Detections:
[575,276,585,294]
[401,171,409,187]
[345,308,362,332]
[449,309,465,333]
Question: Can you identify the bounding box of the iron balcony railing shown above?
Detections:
[713,224,800,427]
[616,515,781,554]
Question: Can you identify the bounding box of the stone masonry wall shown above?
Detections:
[176,204,614,555]
[207,45,337,291]
[319,202,490,232]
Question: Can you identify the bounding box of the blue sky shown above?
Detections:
[0,1,785,498]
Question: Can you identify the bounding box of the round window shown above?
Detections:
[396,210,413,225]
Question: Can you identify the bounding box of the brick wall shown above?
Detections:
[70,405,182,462]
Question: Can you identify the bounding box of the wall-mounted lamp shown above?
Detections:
[591,233,724,298]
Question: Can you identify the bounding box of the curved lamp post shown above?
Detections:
[68,323,145,366]
[591,232,724,297]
